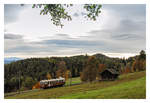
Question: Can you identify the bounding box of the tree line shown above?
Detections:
[4,51,146,93]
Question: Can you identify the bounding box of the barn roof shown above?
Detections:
[100,69,120,75]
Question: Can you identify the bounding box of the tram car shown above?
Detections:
[39,77,65,89]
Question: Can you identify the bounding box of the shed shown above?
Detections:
[99,69,120,81]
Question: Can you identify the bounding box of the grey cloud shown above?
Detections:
[118,19,146,33]
[55,33,72,39]
[73,12,87,17]
[55,34,69,37]
[5,4,146,57]
[86,19,145,53]
[88,18,145,41]
[109,19,144,34]
[5,33,23,40]
[4,4,29,24]
[39,33,73,40]
[111,34,143,40]
[5,32,145,55]
[5,33,107,54]
[103,4,146,19]
[5,45,56,53]
[81,12,86,16]
[4,29,7,32]
[73,13,79,17]
[42,39,104,47]
[88,30,102,34]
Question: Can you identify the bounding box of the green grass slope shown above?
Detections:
[5,71,146,99]
[65,77,81,86]
[60,76,146,99]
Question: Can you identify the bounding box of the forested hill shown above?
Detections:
[5,53,122,79]
[4,52,145,93]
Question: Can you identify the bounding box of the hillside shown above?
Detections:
[4,53,126,93]
[5,71,146,99]
[5,51,145,93]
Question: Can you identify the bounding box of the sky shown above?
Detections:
[4,4,146,58]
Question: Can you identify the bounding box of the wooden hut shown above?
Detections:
[99,69,119,81]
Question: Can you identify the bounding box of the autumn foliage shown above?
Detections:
[80,56,99,82]
[121,50,146,74]
[132,59,146,72]
[5,50,146,93]
[98,64,106,73]
[32,82,41,90]
[56,61,71,80]
[65,70,71,80]
[56,61,67,78]
[47,72,52,80]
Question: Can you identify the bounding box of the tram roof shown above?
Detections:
[40,77,65,83]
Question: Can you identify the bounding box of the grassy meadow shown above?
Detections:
[5,71,146,99]
[65,77,81,86]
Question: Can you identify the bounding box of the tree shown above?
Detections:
[22,77,36,90]
[65,70,71,80]
[132,59,146,72]
[32,4,102,27]
[132,60,138,72]
[9,77,18,91]
[80,69,88,82]
[80,56,99,82]
[65,70,72,86]
[124,65,131,74]
[98,64,106,73]
[139,50,146,60]
[32,82,41,90]
[56,61,67,78]
[46,72,52,80]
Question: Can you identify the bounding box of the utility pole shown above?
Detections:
[69,71,72,86]
[19,69,20,94]
[18,62,21,94]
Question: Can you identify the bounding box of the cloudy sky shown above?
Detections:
[4,4,146,58]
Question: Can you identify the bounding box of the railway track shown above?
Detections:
[4,82,82,97]
[4,89,40,97]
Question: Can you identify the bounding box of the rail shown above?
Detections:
[4,82,82,98]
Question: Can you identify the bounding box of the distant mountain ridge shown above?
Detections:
[4,57,22,64]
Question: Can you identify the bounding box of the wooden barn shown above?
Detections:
[99,69,120,81]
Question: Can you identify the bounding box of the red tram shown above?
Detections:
[39,77,65,89]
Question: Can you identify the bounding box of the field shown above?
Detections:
[65,77,81,86]
[5,71,146,99]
